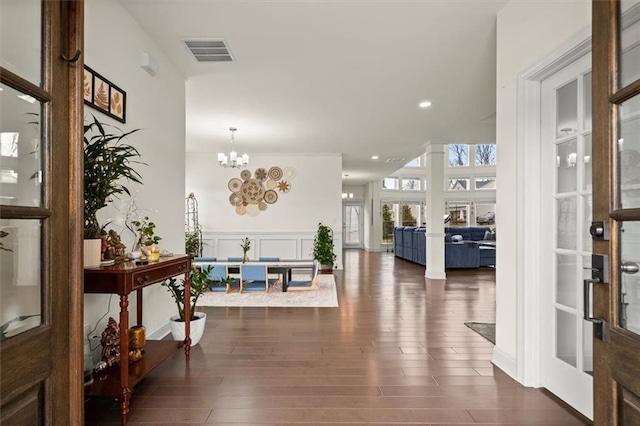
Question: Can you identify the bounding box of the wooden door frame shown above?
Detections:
[592,1,640,424]
[0,1,84,423]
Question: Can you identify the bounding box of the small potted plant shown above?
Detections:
[240,237,251,263]
[132,217,161,259]
[162,265,212,346]
[312,222,337,273]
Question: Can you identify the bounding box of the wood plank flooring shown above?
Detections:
[85,250,590,425]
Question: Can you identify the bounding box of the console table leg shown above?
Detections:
[120,386,131,423]
[183,268,191,360]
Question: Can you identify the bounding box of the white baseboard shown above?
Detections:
[425,271,446,280]
[492,345,518,381]
[147,320,171,340]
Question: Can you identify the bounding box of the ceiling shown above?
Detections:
[120,0,506,185]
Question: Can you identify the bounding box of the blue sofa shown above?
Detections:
[394,226,495,268]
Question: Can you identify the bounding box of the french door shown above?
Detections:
[540,52,594,419]
[0,1,83,424]
[591,1,640,424]
[343,201,362,248]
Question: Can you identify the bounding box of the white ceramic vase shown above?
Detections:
[83,239,102,268]
[169,311,207,346]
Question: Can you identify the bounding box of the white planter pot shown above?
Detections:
[169,311,207,346]
[84,239,102,268]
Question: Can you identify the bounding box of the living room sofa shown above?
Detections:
[393,226,496,268]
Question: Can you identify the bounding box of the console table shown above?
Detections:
[84,254,192,423]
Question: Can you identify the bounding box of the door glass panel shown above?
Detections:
[618,94,640,209]
[557,197,577,250]
[0,0,41,85]
[344,204,361,245]
[557,80,578,138]
[557,139,578,193]
[556,254,577,308]
[620,221,640,335]
[582,254,594,374]
[584,72,592,131]
[584,133,592,191]
[0,219,42,341]
[0,83,43,207]
[620,13,640,88]
[583,195,593,252]
[556,308,577,367]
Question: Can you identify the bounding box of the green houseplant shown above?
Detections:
[84,116,143,240]
[162,265,212,346]
[312,222,337,273]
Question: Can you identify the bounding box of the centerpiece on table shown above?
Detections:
[241,237,251,263]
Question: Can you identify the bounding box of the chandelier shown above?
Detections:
[217,127,248,168]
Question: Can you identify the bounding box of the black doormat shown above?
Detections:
[464,322,495,344]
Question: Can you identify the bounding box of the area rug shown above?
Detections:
[198,274,339,307]
[464,322,496,344]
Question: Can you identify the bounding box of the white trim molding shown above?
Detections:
[514,26,591,388]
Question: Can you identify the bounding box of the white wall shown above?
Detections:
[84,0,186,358]
[495,0,590,376]
[185,152,343,267]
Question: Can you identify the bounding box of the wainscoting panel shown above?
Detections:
[259,238,297,260]
[200,232,343,268]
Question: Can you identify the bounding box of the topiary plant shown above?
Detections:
[312,222,336,269]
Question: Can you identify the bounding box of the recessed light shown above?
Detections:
[419,101,432,108]
[371,155,379,160]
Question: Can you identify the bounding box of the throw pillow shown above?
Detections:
[444,233,452,243]
[452,234,463,242]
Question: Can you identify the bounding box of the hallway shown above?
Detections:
[86,250,588,425]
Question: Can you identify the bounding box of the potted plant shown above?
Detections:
[185,226,202,256]
[240,237,251,263]
[132,216,161,253]
[84,115,143,266]
[312,222,337,273]
[162,265,212,346]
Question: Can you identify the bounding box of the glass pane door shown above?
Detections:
[343,202,362,248]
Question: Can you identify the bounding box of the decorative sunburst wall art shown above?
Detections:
[228,166,296,216]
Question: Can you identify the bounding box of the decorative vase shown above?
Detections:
[128,325,146,349]
[242,253,249,263]
[169,311,207,346]
[84,239,102,268]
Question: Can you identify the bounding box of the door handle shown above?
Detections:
[621,262,639,275]
[583,278,608,341]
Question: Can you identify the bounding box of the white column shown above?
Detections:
[425,143,446,279]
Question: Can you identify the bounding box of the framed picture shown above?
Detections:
[83,65,127,123]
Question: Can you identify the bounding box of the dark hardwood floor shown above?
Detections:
[85,250,589,425]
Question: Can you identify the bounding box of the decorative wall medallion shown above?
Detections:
[228,166,295,216]
[277,180,290,193]
[228,178,242,192]
[263,190,278,204]
[229,192,243,206]
[283,166,296,180]
[255,168,268,181]
[268,166,283,181]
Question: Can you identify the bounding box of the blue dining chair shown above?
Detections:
[227,257,243,262]
[194,256,216,262]
[287,260,319,291]
[206,264,240,293]
[240,264,278,293]
[258,257,279,262]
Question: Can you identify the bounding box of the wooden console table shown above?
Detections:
[84,255,192,423]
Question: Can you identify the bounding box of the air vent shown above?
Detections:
[385,157,406,163]
[184,39,233,62]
